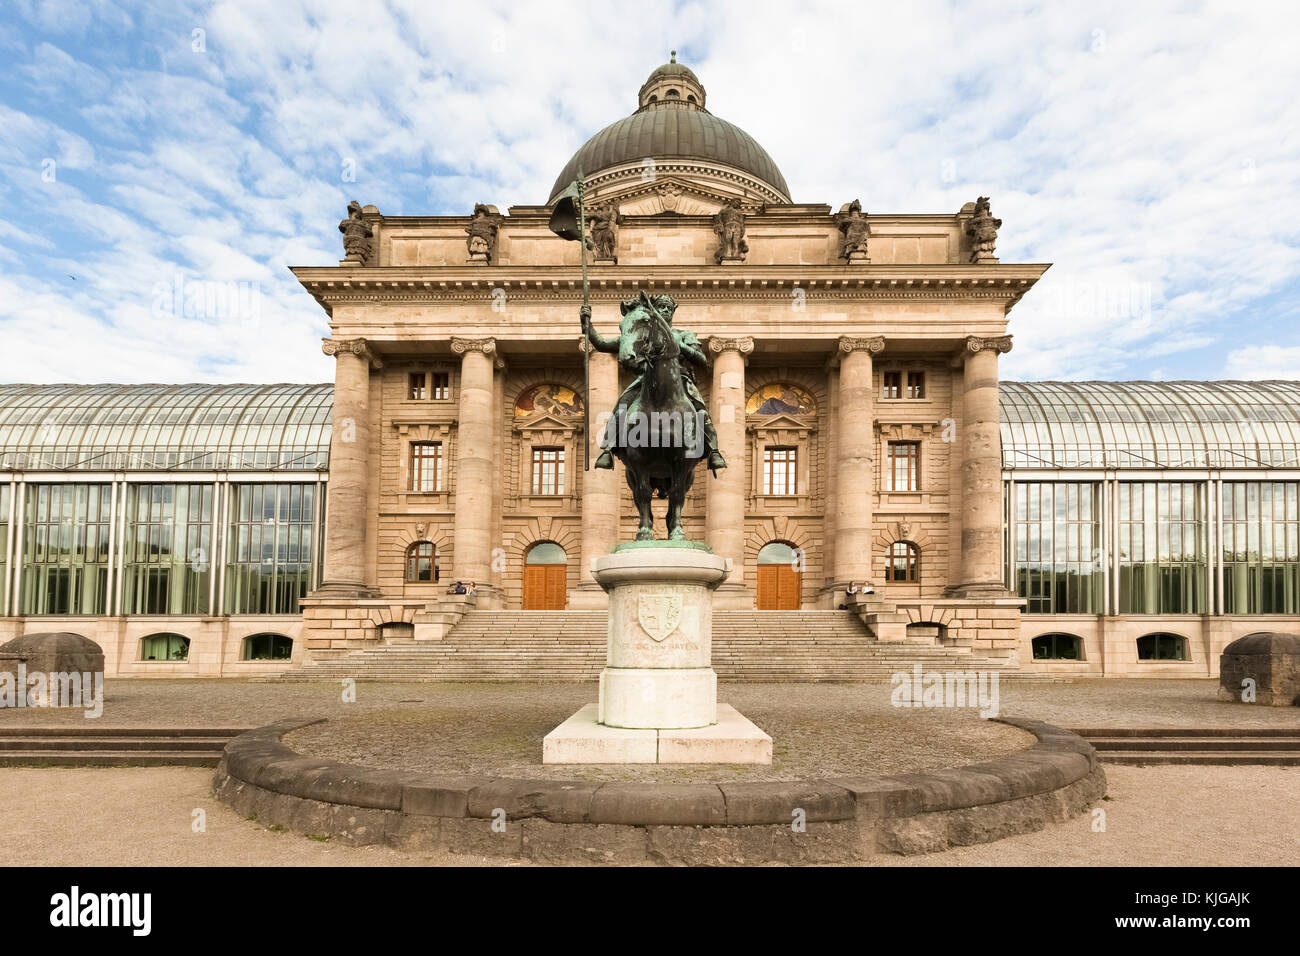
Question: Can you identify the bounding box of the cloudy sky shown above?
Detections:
[1,0,1298,385]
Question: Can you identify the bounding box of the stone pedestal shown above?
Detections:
[543,543,772,764]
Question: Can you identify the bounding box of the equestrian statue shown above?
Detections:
[581,292,726,541]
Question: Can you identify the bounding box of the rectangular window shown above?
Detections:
[763,447,798,496]
[122,482,213,615]
[411,442,443,493]
[1118,481,1206,614]
[431,372,450,400]
[1012,482,1103,614]
[907,371,926,399]
[887,442,920,491]
[531,447,565,496]
[1223,481,1300,614]
[881,371,901,400]
[408,373,427,401]
[19,483,112,615]
[223,483,316,615]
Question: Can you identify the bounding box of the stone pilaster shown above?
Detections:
[571,338,620,609]
[831,336,884,597]
[706,335,753,608]
[951,335,1013,597]
[316,337,381,596]
[451,336,498,602]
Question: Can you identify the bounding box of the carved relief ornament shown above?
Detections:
[965,335,1013,355]
[838,336,886,355]
[321,337,382,368]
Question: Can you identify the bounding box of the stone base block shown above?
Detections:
[659,705,773,764]
[543,703,772,764]
[599,668,716,729]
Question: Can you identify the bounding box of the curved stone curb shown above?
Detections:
[212,716,1106,864]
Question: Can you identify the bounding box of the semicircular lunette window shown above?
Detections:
[242,633,293,661]
[141,632,190,661]
[515,384,583,418]
[1031,633,1083,660]
[746,384,815,417]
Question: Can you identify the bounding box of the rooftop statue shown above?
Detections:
[966,196,1002,263]
[589,202,620,261]
[581,293,725,541]
[712,199,749,263]
[338,200,373,265]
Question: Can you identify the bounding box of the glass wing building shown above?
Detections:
[1002,380,1300,672]
[0,383,331,675]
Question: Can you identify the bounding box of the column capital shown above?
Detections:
[965,334,1013,355]
[706,335,755,357]
[837,335,885,356]
[321,337,382,368]
[451,336,497,356]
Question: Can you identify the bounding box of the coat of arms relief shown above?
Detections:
[636,590,683,642]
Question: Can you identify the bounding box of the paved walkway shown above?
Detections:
[2,678,1297,730]
[0,765,1294,866]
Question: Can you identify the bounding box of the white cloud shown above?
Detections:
[0,0,1298,386]
[1225,346,1300,381]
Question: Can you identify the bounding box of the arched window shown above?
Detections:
[242,633,293,661]
[666,88,680,98]
[885,541,919,582]
[1032,633,1083,660]
[1137,633,1188,661]
[526,542,567,564]
[141,632,190,661]
[687,94,697,104]
[405,541,438,583]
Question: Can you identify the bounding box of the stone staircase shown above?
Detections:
[266,610,1038,682]
[1071,728,1300,766]
[0,727,252,767]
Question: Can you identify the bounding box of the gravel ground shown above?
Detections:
[1,678,1297,731]
[285,685,1031,782]
[0,765,1293,867]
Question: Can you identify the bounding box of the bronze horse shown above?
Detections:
[590,293,707,540]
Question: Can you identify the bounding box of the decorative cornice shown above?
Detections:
[450,336,496,356]
[966,335,1013,355]
[707,335,755,356]
[321,337,382,368]
[838,335,886,355]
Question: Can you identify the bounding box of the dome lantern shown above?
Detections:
[637,51,707,111]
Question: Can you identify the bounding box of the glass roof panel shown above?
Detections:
[1001,381,1300,469]
[0,383,333,472]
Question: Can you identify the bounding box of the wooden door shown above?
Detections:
[523,563,567,609]
[756,565,802,609]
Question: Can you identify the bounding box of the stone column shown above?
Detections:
[953,335,1012,596]
[451,337,497,599]
[318,337,380,595]
[706,336,753,608]
[821,362,840,607]
[571,338,621,608]
[832,336,884,596]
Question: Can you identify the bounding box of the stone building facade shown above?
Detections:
[296,60,1039,661]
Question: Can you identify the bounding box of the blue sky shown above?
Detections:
[1,0,1298,384]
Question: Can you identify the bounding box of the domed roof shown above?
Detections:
[548,57,791,204]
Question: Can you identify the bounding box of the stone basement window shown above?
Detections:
[1137,633,1189,661]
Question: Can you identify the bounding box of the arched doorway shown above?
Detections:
[756,541,802,610]
[523,542,567,610]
